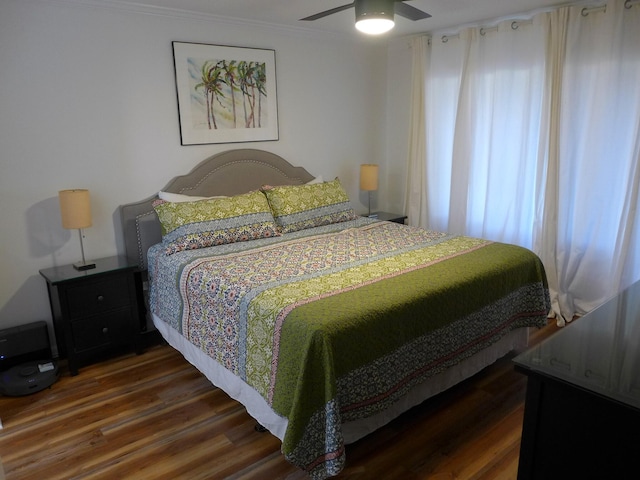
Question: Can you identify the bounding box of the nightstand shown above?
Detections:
[40,256,141,375]
[367,211,408,224]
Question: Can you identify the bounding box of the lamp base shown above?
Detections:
[73,261,96,271]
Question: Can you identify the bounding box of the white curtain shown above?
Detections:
[405,0,640,324]
[404,36,429,228]
[554,0,640,320]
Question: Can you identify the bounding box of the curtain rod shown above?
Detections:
[580,0,640,15]
[442,19,533,42]
[580,0,640,16]
[581,5,606,15]
[438,0,639,43]
[511,20,533,30]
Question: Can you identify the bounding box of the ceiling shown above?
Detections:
[115,0,571,38]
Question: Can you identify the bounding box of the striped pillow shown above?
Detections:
[262,178,356,234]
[153,190,279,254]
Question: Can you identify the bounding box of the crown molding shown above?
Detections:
[45,0,358,42]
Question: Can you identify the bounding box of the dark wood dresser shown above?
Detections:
[514,279,640,480]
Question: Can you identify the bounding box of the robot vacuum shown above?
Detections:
[0,360,59,396]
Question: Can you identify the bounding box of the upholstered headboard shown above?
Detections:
[120,149,315,272]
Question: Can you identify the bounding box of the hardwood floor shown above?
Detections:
[0,322,558,480]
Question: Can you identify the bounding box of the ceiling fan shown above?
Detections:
[300,0,431,35]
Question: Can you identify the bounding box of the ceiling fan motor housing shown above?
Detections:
[355,0,395,22]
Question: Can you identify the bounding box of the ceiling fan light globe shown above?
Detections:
[355,17,395,34]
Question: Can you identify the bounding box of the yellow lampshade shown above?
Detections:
[59,189,92,229]
[360,164,379,191]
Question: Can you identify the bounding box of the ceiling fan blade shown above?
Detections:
[300,3,355,21]
[394,1,432,21]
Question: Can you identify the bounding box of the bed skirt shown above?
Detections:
[152,313,528,444]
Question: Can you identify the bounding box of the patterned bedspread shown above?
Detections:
[148,219,550,478]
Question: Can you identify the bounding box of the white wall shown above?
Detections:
[384,38,413,215]
[0,0,395,333]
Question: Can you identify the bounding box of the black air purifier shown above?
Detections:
[0,321,59,396]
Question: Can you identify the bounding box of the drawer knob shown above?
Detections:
[97,295,105,302]
[102,327,109,334]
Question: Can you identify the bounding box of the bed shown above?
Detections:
[120,148,550,479]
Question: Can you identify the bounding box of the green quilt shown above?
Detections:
[153,221,550,478]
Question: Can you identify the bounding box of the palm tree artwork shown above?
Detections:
[189,57,268,131]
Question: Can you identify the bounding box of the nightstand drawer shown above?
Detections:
[70,308,134,353]
[66,276,131,319]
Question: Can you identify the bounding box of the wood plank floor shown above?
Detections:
[0,322,558,479]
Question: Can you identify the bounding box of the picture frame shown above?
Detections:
[172,42,279,145]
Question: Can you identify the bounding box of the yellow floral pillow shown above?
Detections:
[262,178,356,234]
[153,190,279,254]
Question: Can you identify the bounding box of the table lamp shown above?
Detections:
[360,164,379,217]
[59,189,96,270]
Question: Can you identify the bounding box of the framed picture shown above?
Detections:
[172,42,279,145]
